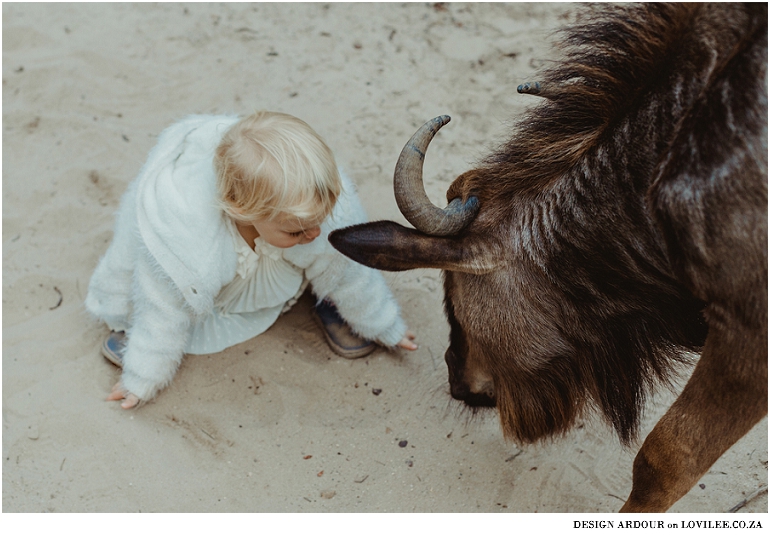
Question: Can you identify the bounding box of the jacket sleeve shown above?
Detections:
[286,171,407,347]
[85,159,192,401]
[119,242,193,401]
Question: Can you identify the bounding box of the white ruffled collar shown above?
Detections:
[215,219,304,313]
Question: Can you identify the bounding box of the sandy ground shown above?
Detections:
[3,2,767,518]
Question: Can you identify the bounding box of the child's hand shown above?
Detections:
[397,331,418,351]
[107,381,141,409]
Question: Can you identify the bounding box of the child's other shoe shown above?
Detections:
[314,299,376,359]
[101,331,126,367]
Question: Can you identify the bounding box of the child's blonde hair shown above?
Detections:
[216,111,341,228]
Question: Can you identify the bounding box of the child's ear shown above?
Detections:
[227,205,248,220]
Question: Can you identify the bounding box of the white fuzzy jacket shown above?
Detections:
[86,114,407,401]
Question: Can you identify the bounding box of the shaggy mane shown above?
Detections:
[479,3,696,195]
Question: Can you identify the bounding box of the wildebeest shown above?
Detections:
[330,3,767,512]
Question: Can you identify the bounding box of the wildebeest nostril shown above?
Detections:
[450,381,496,407]
[463,391,497,408]
[450,381,470,401]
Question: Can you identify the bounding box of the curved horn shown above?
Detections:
[394,115,479,236]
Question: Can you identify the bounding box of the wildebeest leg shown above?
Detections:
[620,319,767,512]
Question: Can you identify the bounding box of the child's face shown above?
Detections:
[251,216,322,248]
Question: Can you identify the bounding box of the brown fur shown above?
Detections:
[330,3,767,511]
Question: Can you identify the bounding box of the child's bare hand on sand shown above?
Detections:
[107,382,140,409]
[397,331,418,351]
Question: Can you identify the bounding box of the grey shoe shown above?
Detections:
[101,331,126,367]
[314,300,376,359]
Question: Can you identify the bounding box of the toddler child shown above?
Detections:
[86,111,417,409]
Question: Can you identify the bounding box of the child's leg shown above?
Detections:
[87,253,133,332]
[86,180,141,330]
[313,299,376,359]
